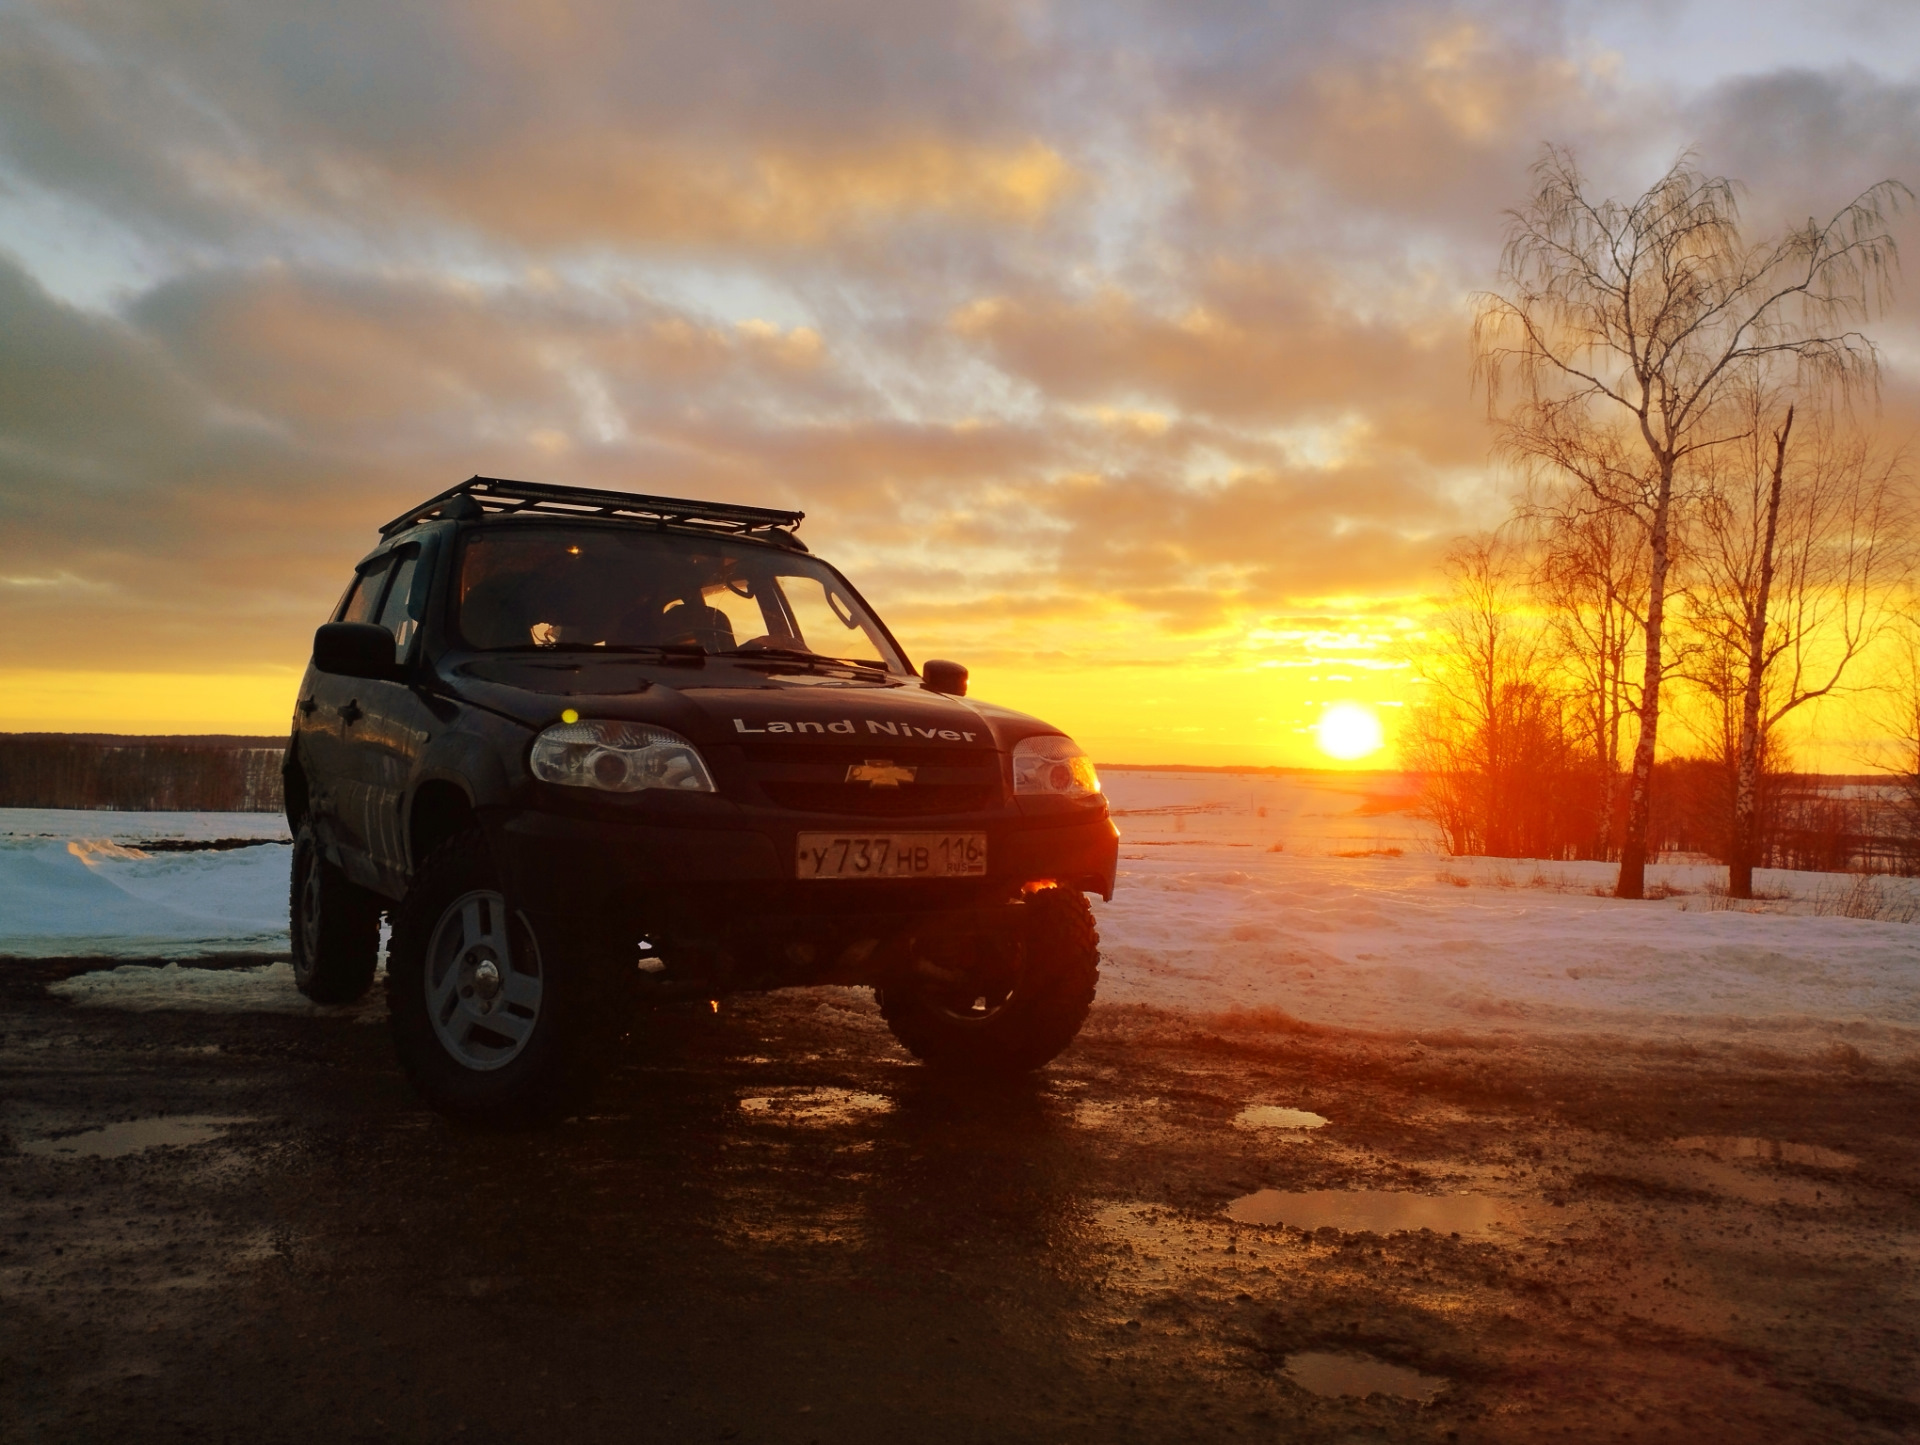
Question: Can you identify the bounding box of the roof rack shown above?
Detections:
[380,476,807,547]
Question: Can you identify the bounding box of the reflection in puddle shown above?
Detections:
[1284,1351,1447,1403]
[1234,1106,1328,1132]
[738,1089,893,1126]
[1673,1136,1856,1170]
[21,1115,251,1159]
[1227,1189,1514,1236]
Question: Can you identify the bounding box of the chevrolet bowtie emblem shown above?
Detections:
[846,760,917,788]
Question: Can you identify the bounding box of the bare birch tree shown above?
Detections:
[1526,493,1647,857]
[1686,401,1911,895]
[1474,148,1904,897]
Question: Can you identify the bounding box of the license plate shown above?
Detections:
[796,832,988,880]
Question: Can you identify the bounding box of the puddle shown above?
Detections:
[1673,1136,1856,1170]
[738,1089,893,1126]
[21,1115,252,1159]
[1284,1351,1447,1403]
[1234,1106,1328,1132]
[1227,1189,1516,1237]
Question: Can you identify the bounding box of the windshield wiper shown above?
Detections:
[719,646,891,674]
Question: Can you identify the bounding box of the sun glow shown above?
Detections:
[1316,703,1383,761]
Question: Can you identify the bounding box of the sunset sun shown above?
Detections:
[1316,703,1383,762]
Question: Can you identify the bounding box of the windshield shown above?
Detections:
[454,525,905,671]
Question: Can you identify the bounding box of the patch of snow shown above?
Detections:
[47,962,383,1018]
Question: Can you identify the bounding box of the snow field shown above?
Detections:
[1097,771,1920,1056]
[6,780,1920,1057]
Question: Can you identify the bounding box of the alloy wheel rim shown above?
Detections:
[424,889,543,1071]
[919,937,1020,1024]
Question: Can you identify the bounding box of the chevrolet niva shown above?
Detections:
[285,477,1118,1117]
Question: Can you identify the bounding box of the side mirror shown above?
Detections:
[922,659,968,696]
[314,621,402,681]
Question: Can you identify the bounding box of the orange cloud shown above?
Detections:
[408,136,1078,247]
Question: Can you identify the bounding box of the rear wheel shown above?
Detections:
[387,829,601,1120]
[877,887,1099,1077]
[289,820,380,1003]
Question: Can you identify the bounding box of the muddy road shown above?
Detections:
[4,961,1919,1443]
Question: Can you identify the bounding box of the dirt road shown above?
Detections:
[4,960,1918,1443]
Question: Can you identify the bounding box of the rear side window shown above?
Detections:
[376,550,425,653]
[338,556,394,624]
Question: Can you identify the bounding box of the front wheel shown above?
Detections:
[876,887,1100,1077]
[289,820,380,1003]
[387,830,599,1120]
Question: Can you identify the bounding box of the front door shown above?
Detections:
[297,552,397,887]
[352,542,441,891]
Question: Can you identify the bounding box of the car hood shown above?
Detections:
[440,654,1062,751]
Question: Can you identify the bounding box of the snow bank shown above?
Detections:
[0,813,290,958]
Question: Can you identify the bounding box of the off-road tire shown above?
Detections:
[387,829,602,1121]
[877,886,1099,1077]
[289,819,381,1003]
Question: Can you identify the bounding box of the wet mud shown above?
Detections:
[3,961,1919,1443]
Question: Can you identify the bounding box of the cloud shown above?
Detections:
[1690,66,1920,233]
[1,0,1916,749]
[1,0,1079,252]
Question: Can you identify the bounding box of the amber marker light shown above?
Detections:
[560,708,579,724]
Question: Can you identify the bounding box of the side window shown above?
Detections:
[776,574,887,663]
[338,556,394,624]
[376,549,425,654]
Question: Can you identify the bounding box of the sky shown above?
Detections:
[1,0,1918,765]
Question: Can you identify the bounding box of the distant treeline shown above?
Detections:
[0,734,286,812]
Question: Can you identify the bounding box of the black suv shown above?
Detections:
[285,477,1118,1116]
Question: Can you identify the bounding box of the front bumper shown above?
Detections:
[485,801,1118,988]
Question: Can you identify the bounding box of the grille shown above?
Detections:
[760,781,998,817]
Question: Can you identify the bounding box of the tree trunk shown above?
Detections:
[1616,464,1674,900]
[1729,407,1793,900]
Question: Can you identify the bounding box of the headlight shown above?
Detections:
[530,720,716,794]
[1012,734,1100,798]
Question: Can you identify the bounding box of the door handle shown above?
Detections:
[339,700,364,725]
[298,697,317,718]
